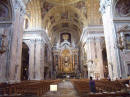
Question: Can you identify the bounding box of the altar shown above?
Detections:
[53,33,79,77]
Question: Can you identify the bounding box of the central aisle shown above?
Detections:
[42,80,80,97]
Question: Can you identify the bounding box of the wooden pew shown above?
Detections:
[71,79,90,97]
[0,95,23,97]
[71,79,129,97]
[95,80,126,92]
[15,80,61,96]
[0,83,9,95]
[0,79,61,97]
[88,92,130,97]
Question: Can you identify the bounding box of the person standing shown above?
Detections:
[89,76,96,93]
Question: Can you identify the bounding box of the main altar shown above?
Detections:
[53,33,79,78]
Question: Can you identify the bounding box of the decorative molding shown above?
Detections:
[113,17,130,23]
[86,36,103,42]
[80,26,103,42]
[99,0,111,15]
[24,29,52,47]
[0,21,12,24]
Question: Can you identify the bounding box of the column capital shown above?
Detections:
[13,0,26,15]
[99,0,111,15]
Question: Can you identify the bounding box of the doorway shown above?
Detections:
[21,42,29,80]
[102,48,109,78]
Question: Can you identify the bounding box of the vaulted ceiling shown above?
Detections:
[25,0,102,45]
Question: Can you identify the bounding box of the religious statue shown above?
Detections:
[65,56,68,62]
[0,34,7,54]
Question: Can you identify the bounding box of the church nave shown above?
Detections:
[0,0,130,97]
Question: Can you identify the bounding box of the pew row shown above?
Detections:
[0,79,61,97]
[71,79,130,97]
[88,92,130,97]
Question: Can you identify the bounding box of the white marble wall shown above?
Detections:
[0,0,26,83]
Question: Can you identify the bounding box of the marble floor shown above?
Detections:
[42,80,80,97]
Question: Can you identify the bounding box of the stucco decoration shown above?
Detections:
[115,0,130,17]
[43,5,86,35]
[74,1,87,18]
[42,1,54,19]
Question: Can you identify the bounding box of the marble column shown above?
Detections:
[100,0,121,80]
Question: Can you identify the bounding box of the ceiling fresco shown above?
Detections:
[43,5,86,34]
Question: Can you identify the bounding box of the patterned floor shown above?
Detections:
[42,80,80,97]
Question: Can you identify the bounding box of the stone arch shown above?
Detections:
[24,13,31,29]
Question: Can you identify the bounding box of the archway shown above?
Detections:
[21,42,29,81]
[102,48,109,78]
